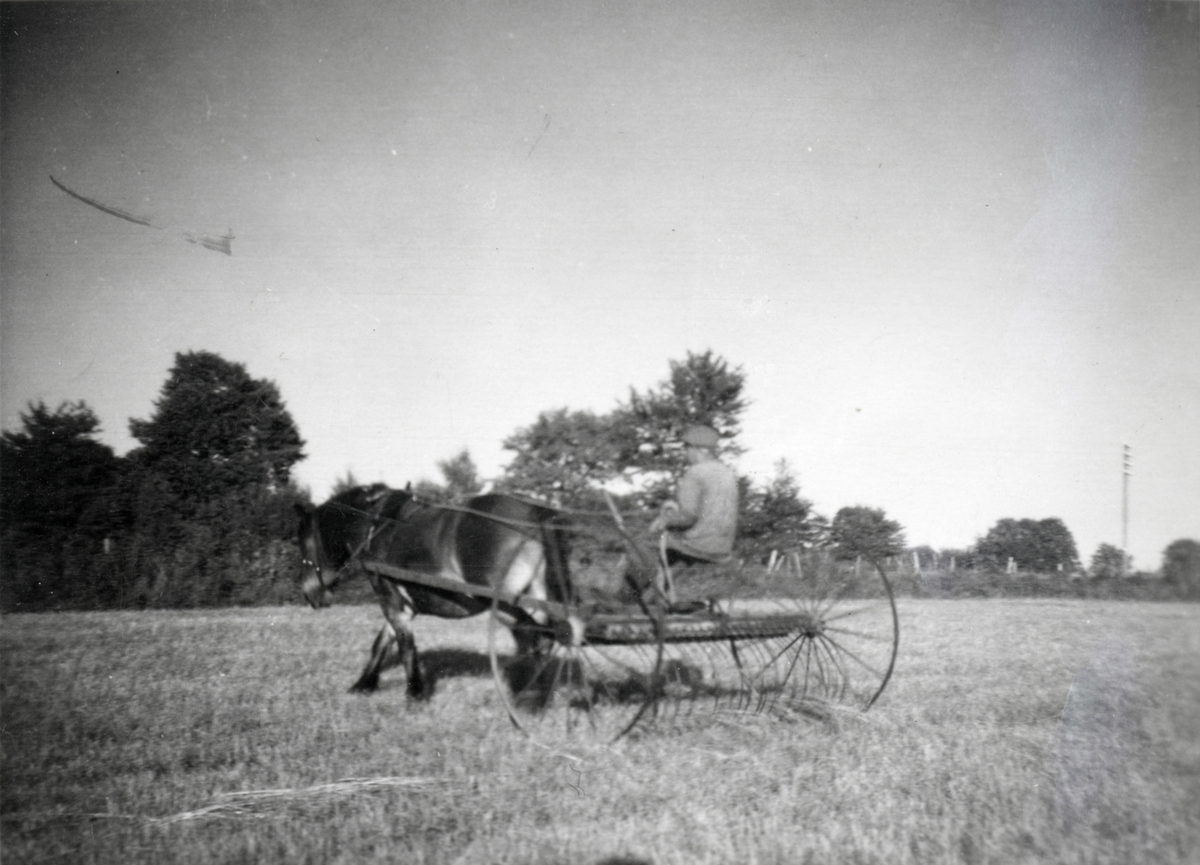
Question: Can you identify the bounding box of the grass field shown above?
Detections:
[3,599,1198,864]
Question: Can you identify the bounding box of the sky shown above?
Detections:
[2,0,1197,570]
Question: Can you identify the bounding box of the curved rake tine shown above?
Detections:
[755,639,784,714]
[751,638,783,711]
[588,646,636,702]
[695,641,726,714]
[767,636,796,705]
[810,632,834,694]
[592,644,654,683]
[814,634,850,701]
[729,639,747,700]
[774,631,808,712]
[699,641,724,713]
[800,636,816,701]
[747,631,805,687]
[749,640,773,713]
[730,638,764,712]
[512,650,560,711]
[761,637,791,711]
[564,650,592,735]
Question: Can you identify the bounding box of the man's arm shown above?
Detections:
[657,472,702,531]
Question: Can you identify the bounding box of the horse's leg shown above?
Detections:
[503,542,553,657]
[371,579,429,700]
[351,622,400,693]
[391,604,427,700]
[351,572,410,694]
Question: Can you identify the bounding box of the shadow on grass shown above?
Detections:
[366,647,496,696]
[421,647,494,687]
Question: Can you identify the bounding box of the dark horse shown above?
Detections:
[295,484,572,696]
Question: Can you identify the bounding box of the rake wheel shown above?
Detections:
[488,599,665,745]
[488,552,899,742]
[643,552,900,722]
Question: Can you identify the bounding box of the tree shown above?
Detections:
[498,409,621,506]
[331,470,362,496]
[829,506,906,561]
[1089,543,1127,580]
[1161,539,1200,598]
[0,401,122,610]
[613,350,749,506]
[974,518,1078,572]
[119,351,308,609]
[740,460,829,558]
[128,351,305,504]
[438,450,482,500]
[496,351,748,509]
[414,449,484,504]
[0,401,119,532]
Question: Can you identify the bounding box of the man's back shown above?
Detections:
[671,458,739,561]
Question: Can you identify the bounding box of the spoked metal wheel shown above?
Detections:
[644,553,899,721]
[488,599,665,744]
[746,552,898,716]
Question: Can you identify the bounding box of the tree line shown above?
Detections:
[1,352,307,611]
[3,348,1196,610]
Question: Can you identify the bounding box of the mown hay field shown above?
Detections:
[3,599,1198,864]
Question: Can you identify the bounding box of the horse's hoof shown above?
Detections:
[349,681,378,694]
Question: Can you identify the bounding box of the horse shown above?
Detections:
[294,484,572,697]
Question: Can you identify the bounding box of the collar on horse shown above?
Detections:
[305,494,394,593]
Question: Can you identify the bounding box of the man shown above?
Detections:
[649,424,739,566]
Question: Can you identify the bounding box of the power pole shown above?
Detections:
[1122,444,1132,575]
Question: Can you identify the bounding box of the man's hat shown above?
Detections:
[681,424,720,448]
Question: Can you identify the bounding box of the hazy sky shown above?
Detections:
[2,0,1197,568]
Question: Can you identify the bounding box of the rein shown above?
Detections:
[318,494,635,544]
[306,490,661,598]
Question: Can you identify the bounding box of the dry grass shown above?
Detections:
[2,599,1198,864]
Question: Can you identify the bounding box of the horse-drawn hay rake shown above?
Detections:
[299,484,898,745]
[365,551,899,744]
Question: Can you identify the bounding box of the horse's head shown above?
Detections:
[296,484,413,609]
[295,500,335,609]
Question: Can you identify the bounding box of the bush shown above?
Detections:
[1088,543,1127,580]
[1162,539,1200,599]
[911,568,1181,601]
[974,518,1078,572]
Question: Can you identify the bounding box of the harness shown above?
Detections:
[303,489,669,606]
[302,495,392,593]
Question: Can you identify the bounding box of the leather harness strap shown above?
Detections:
[359,560,571,623]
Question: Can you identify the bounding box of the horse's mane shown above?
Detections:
[328,483,399,512]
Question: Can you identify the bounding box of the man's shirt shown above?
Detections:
[666,459,739,561]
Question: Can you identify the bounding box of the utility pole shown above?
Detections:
[1122,444,1132,575]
